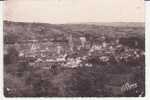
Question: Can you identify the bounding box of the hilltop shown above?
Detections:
[4,21,145,43]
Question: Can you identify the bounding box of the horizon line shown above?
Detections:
[3,20,145,25]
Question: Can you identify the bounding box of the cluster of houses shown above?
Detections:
[6,33,143,70]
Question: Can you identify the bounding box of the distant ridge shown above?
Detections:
[3,20,144,44]
[4,20,144,27]
[79,22,145,27]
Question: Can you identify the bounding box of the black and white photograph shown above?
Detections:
[3,0,145,97]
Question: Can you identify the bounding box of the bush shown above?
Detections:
[4,46,19,65]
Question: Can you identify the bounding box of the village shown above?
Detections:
[10,34,144,70]
[3,21,145,97]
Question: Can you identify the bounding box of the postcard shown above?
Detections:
[3,0,145,97]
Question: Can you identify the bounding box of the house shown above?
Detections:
[80,37,86,48]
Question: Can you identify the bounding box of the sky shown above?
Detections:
[4,0,145,24]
